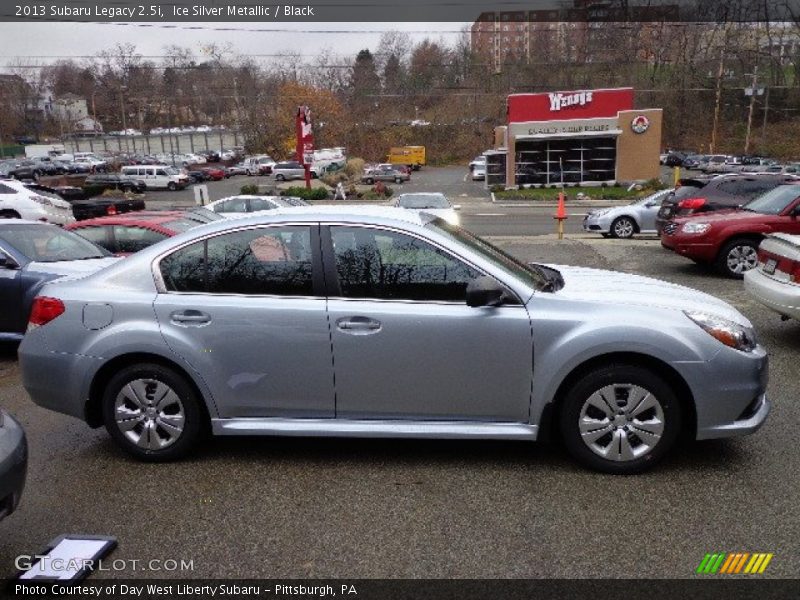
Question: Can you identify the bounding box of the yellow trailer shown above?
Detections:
[387,146,426,170]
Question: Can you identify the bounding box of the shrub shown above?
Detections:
[345,158,365,178]
[280,186,328,200]
[240,184,259,195]
[489,184,504,193]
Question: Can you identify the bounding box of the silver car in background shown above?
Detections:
[19,206,769,474]
[583,189,672,238]
[0,409,27,521]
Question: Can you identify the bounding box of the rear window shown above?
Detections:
[716,179,782,199]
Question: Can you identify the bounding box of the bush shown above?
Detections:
[240,184,259,195]
[489,184,504,193]
[345,157,365,179]
[280,186,329,200]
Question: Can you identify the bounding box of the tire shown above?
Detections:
[365,178,374,185]
[611,216,636,239]
[275,174,285,181]
[601,233,611,238]
[102,363,206,462]
[716,238,760,279]
[167,182,178,191]
[0,210,21,219]
[559,364,682,474]
[395,177,402,184]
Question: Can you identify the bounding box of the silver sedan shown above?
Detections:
[583,189,672,238]
[19,206,769,474]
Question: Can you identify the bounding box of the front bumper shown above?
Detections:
[0,412,28,521]
[660,233,718,262]
[678,344,770,440]
[582,213,611,234]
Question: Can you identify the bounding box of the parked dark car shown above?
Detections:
[8,161,45,181]
[84,173,147,194]
[0,408,27,522]
[0,220,118,340]
[664,152,687,167]
[186,169,209,184]
[655,174,799,234]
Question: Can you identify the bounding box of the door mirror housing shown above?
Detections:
[0,254,19,269]
[453,204,462,211]
[466,276,508,308]
[792,204,800,217]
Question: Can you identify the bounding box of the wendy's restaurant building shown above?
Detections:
[488,87,662,188]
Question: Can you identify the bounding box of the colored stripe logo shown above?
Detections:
[696,552,774,574]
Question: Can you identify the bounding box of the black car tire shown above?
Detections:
[275,174,285,181]
[365,178,374,185]
[559,363,682,475]
[395,177,402,184]
[0,210,21,219]
[716,237,760,279]
[167,182,178,191]
[102,363,206,462]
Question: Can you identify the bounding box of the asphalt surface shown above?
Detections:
[0,166,798,580]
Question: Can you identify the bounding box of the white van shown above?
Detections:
[242,155,276,176]
[121,165,190,191]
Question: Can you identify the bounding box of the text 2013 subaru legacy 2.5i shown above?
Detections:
[18,207,769,474]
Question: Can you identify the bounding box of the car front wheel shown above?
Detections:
[275,174,285,181]
[611,217,636,239]
[167,182,178,191]
[102,363,206,461]
[559,364,681,474]
[717,238,759,278]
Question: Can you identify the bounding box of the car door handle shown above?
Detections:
[170,310,211,325]
[336,316,381,333]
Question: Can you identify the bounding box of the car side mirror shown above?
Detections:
[792,205,800,217]
[0,254,19,269]
[466,276,507,308]
[453,204,462,211]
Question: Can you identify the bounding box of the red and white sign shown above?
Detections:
[508,88,634,123]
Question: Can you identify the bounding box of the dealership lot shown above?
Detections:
[0,219,798,578]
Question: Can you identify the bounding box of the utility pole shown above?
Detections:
[761,84,770,147]
[710,48,725,154]
[744,65,759,154]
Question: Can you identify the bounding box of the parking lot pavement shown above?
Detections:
[1,234,797,580]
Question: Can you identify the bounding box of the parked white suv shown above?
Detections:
[0,179,75,225]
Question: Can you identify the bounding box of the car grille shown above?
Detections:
[663,222,678,236]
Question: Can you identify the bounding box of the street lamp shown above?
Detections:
[119,85,129,153]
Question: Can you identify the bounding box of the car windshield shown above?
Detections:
[0,224,107,262]
[744,185,800,215]
[426,218,550,293]
[635,190,667,205]
[398,194,450,209]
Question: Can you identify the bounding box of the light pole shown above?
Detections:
[119,85,129,153]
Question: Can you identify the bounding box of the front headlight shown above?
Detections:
[685,311,757,352]
[681,222,711,234]
[447,213,460,226]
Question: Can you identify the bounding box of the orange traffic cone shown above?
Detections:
[554,191,567,240]
[555,192,567,220]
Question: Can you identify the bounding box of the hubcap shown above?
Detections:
[727,245,758,274]
[614,219,634,238]
[578,383,665,462]
[114,379,185,451]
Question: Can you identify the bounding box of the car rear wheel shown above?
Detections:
[167,182,178,191]
[275,174,285,181]
[395,177,402,184]
[0,210,21,219]
[102,363,206,462]
[717,238,759,279]
[611,217,636,239]
[365,178,374,185]
[559,364,681,474]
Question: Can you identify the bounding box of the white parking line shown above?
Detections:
[473,213,507,217]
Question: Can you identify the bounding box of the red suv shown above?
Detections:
[661,183,800,278]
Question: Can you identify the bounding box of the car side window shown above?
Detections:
[114,226,168,254]
[160,226,314,296]
[249,197,277,212]
[73,226,109,250]
[330,226,480,302]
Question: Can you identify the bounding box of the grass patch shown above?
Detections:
[495,184,663,201]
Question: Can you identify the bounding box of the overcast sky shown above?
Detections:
[0,22,469,70]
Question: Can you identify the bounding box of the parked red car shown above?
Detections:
[202,167,226,181]
[661,183,800,278]
[65,210,211,255]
